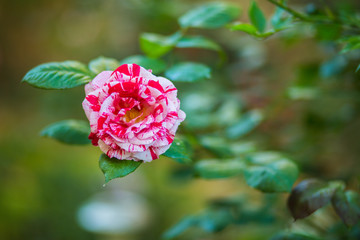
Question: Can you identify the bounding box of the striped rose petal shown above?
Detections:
[82,64,185,162]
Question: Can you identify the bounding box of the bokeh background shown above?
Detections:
[1,0,360,239]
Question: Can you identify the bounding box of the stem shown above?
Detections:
[267,0,310,21]
[267,0,360,31]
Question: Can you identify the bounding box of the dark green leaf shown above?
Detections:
[99,154,142,183]
[165,62,211,82]
[40,120,91,145]
[199,136,235,158]
[140,32,182,58]
[179,2,240,29]
[332,190,360,226]
[162,216,198,239]
[356,64,360,72]
[244,152,298,193]
[23,61,93,89]
[199,135,256,158]
[176,36,221,51]
[163,138,192,164]
[120,55,166,74]
[288,179,345,220]
[271,232,321,240]
[249,1,266,33]
[226,109,263,139]
[198,208,233,232]
[88,56,119,74]
[163,208,232,239]
[195,159,245,179]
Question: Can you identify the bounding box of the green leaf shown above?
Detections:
[163,208,233,239]
[332,190,360,226]
[140,32,182,58]
[244,152,298,192]
[271,232,321,240]
[176,36,222,51]
[226,109,263,139]
[288,179,345,220]
[249,1,266,33]
[40,120,91,145]
[179,2,240,29]
[99,154,142,183]
[199,135,256,158]
[120,55,166,74]
[163,138,192,164]
[195,159,245,179]
[22,61,93,89]
[162,216,198,239]
[339,36,360,53]
[271,7,291,30]
[165,62,211,82]
[228,22,258,35]
[88,56,119,74]
[356,64,360,73]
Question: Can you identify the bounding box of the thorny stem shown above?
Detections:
[267,0,360,31]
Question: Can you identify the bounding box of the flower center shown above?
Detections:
[124,107,145,123]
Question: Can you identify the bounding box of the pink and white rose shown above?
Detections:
[82,63,185,162]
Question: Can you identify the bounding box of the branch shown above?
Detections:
[267,0,360,31]
[267,0,310,22]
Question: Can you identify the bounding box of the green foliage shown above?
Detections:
[226,110,263,139]
[163,208,233,239]
[179,2,240,29]
[120,55,166,74]
[195,159,245,179]
[20,0,360,239]
[244,152,299,193]
[176,36,222,52]
[271,232,321,240]
[165,62,211,82]
[99,154,142,183]
[164,196,276,239]
[229,23,258,35]
[163,138,192,164]
[228,22,276,38]
[88,56,119,74]
[40,120,91,145]
[249,1,266,33]
[199,136,256,158]
[332,190,360,226]
[140,32,182,58]
[271,7,291,30]
[22,61,93,89]
[340,36,360,53]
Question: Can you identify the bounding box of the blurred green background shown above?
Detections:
[1,0,360,239]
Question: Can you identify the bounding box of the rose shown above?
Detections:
[82,63,186,162]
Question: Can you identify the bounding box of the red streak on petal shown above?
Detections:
[132,64,140,77]
[91,105,100,111]
[166,135,174,144]
[88,132,99,146]
[165,88,177,93]
[148,80,164,92]
[86,95,99,105]
[97,116,107,130]
[149,147,158,160]
[113,64,130,76]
